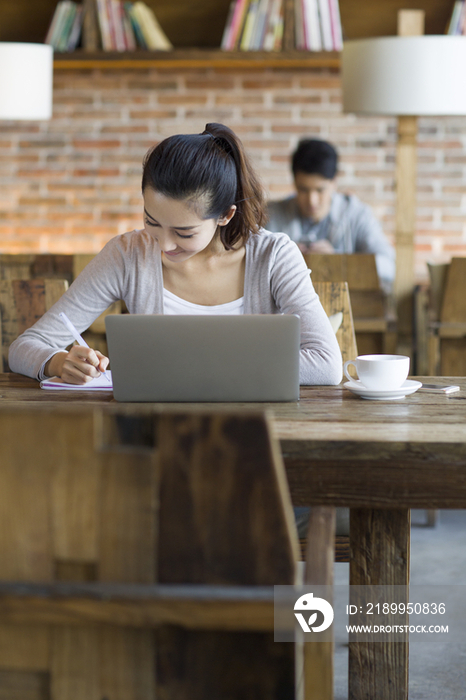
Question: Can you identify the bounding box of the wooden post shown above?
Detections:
[303,507,336,700]
[349,509,411,700]
[394,9,425,357]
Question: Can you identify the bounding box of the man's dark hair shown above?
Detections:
[291,139,338,180]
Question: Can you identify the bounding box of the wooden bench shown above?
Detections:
[0,406,335,700]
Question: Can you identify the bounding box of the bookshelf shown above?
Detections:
[0,0,455,71]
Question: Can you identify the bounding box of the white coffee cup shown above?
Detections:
[343,354,410,391]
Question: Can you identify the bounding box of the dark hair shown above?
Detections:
[142,123,265,249]
[291,139,338,180]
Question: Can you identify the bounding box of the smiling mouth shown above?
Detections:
[164,249,184,256]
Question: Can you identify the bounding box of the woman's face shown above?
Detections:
[143,189,235,262]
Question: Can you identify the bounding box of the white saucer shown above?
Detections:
[343,379,422,400]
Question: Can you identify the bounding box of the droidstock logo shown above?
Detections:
[294,592,334,633]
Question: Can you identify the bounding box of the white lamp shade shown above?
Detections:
[342,36,466,116]
[0,43,53,120]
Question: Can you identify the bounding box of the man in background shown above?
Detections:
[266,138,395,290]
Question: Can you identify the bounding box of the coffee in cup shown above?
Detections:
[343,354,410,391]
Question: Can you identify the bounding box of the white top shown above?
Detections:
[163,288,245,315]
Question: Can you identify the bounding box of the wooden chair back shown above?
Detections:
[303,252,380,289]
[439,257,466,323]
[304,253,395,354]
[0,254,123,353]
[0,278,68,371]
[427,261,449,322]
[0,406,327,699]
[427,257,466,376]
[304,252,384,319]
[314,280,358,364]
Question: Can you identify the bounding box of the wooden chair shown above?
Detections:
[0,254,123,355]
[0,278,68,372]
[305,253,397,355]
[427,258,466,376]
[313,280,358,366]
[0,406,334,700]
[301,280,357,563]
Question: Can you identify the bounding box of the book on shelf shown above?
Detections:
[446,0,466,34]
[230,0,251,50]
[220,0,342,51]
[303,0,322,51]
[108,0,127,50]
[328,0,342,50]
[96,0,113,49]
[45,0,80,51]
[294,0,305,49]
[240,0,260,50]
[263,0,284,51]
[250,0,272,50]
[67,5,84,50]
[124,2,147,47]
[131,1,173,50]
[281,0,294,51]
[317,0,333,51]
[221,0,237,49]
[121,5,137,49]
[45,0,170,53]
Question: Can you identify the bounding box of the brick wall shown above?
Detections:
[1,66,466,281]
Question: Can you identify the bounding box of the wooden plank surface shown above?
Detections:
[155,412,297,700]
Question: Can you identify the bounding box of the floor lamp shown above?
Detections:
[341,34,466,358]
[0,43,53,120]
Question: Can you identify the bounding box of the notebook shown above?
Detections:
[105,314,300,402]
[40,371,113,391]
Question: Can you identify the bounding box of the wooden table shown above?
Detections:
[2,373,466,700]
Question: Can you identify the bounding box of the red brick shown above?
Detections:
[185,79,235,90]
[129,110,177,119]
[72,139,122,149]
[157,95,208,105]
[215,95,263,105]
[242,79,292,90]
[72,169,120,177]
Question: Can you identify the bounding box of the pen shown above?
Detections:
[58,312,111,383]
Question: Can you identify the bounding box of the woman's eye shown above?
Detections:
[144,218,158,227]
[176,232,194,239]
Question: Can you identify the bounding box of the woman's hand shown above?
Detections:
[45,345,109,385]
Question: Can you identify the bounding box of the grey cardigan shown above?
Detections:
[9,228,343,385]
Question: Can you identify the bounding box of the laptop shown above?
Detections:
[105,314,300,402]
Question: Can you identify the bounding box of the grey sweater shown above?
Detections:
[9,228,343,385]
[267,192,396,289]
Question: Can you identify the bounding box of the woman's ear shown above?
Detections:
[218,205,237,226]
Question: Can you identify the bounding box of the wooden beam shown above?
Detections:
[394,9,425,358]
[0,583,276,631]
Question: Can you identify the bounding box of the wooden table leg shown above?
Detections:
[349,508,410,700]
[303,506,336,700]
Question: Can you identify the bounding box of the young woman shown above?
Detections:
[9,123,342,386]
